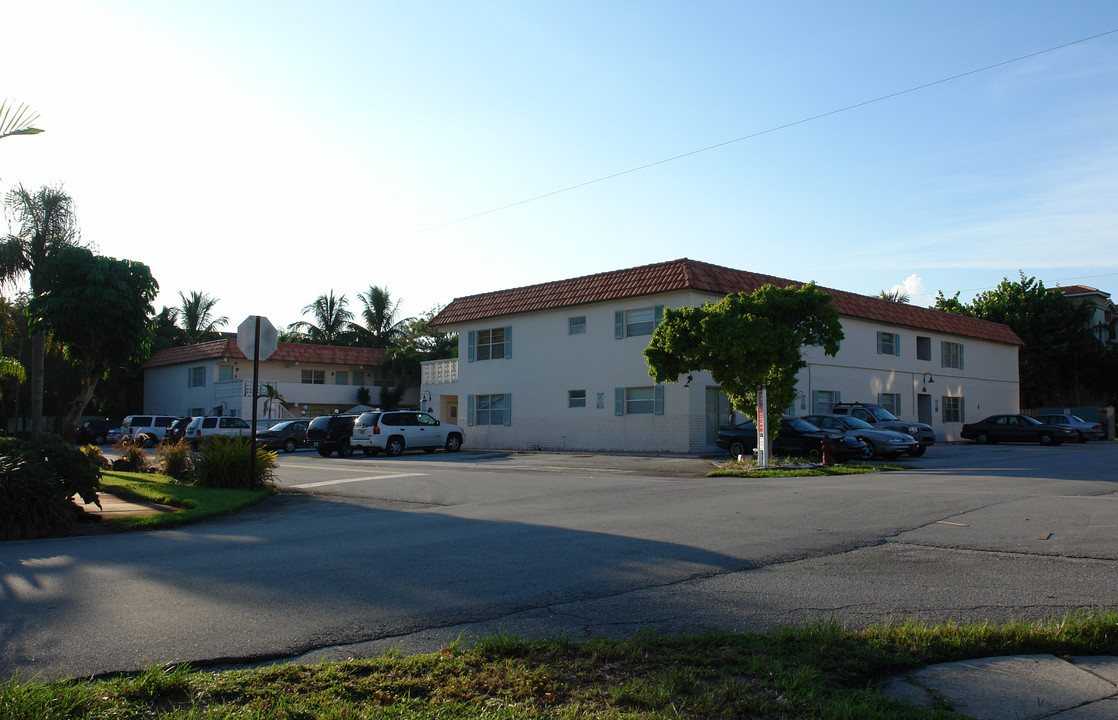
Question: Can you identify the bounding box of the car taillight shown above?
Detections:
[373,425,381,434]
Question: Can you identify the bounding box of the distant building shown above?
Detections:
[1059,285,1116,346]
[420,258,1023,452]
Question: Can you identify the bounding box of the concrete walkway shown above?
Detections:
[884,654,1118,718]
[79,491,176,518]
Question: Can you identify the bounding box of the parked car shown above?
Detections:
[1035,414,1104,442]
[256,420,309,453]
[185,416,252,448]
[830,402,935,455]
[960,414,1079,445]
[165,417,194,444]
[307,414,357,457]
[716,417,867,462]
[120,415,179,447]
[802,414,919,459]
[105,427,125,444]
[76,417,120,445]
[351,410,465,456]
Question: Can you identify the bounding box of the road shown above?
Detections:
[1,442,1115,680]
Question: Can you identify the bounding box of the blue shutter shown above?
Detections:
[615,311,624,339]
[654,305,664,327]
[466,394,475,426]
[615,387,624,415]
[467,331,476,362]
[894,333,901,356]
[654,385,664,415]
[503,393,512,425]
[959,344,964,370]
[504,326,512,359]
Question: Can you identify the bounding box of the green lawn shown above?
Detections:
[3,612,1115,718]
[98,470,272,532]
[708,460,906,478]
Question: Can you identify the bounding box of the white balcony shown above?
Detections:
[422,358,458,385]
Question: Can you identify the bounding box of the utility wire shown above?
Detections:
[408,28,1118,237]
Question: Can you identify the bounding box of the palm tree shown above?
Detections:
[0,184,80,433]
[261,383,285,420]
[288,291,353,345]
[350,285,411,349]
[0,100,44,141]
[877,289,910,303]
[177,290,229,344]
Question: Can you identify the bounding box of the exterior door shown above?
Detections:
[705,388,734,444]
[917,394,932,426]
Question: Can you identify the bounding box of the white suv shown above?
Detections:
[120,415,179,447]
[351,410,465,456]
[185,416,252,448]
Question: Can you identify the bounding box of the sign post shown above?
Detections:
[237,316,278,485]
[756,386,769,468]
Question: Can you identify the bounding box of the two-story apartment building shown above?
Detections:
[142,339,414,421]
[419,258,1023,452]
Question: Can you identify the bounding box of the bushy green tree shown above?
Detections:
[288,291,353,344]
[645,283,844,420]
[0,433,101,539]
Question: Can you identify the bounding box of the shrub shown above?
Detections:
[192,436,276,490]
[80,443,110,469]
[112,437,149,472]
[0,433,102,540]
[157,439,194,482]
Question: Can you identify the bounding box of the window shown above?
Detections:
[916,336,932,361]
[301,369,325,384]
[568,389,586,408]
[614,306,664,338]
[941,341,964,369]
[878,393,901,416]
[614,386,664,415]
[469,393,510,426]
[812,390,840,414]
[189,407,204,417]
[188,366,206,388]
[468,327,511,361]
[942,396,964,423]
[876,331,900,356]
[335,371,348,385]
[218,365,234,382]
[352,371,365,386]
[568,316,586,335]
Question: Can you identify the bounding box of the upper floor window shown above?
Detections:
[336,371,348,385]
[301,369,325,384]
[941,341,964,369]
[468,327,511,361]
[568,316,586,335]
[615,305,664,339]
[218,365,234,382]
[916,336,932,361]
[352,371,365,386]
[188,366,206,388]
[876,331,900,356]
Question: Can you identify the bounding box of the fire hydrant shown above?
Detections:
[821,434,834,466]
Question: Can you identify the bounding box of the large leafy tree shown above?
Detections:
[30,246,157,440]
[644,283,844,421]
[176,290,228,344]
[0,184,81,433]
[350,285,410,349]
[288,291,353,345]
[933,273,1099,407]
[398,305,457,359]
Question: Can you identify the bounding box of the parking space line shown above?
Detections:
[291,473,427,489]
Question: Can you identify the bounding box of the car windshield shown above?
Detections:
[869,407,900,421]
[840,416,874,430]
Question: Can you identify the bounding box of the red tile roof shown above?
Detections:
[143,339,387,368]
[431,258,1024,345]
[1059,284,1110,298]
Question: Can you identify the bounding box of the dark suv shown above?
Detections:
[76,418,121,444]
[307,415,357,457]
[829,402,935,455]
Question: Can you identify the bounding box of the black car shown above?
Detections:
[306,415,357,457]
[716,417,867,462]
[165,417,193,444]
[76,418,120,445]
[960,414,1079,445]
[256,420,309,453]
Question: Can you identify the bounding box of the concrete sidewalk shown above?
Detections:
[79,492,176,518]
[884,654,1118,718]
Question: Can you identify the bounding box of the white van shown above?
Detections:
[185,416,252,447]
[120,415,179,447]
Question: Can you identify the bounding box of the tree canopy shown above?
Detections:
[644,283,844,420]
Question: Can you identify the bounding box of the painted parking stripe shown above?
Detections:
[291,473,427,489]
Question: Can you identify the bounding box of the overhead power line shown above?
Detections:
[408,27,1118,237]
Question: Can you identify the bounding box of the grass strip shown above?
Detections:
[98,470,272,532]
[3,611,1115,719]
[708,461,906,478]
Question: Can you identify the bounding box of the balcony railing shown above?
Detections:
[422,358,458,385]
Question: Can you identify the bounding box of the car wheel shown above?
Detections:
[141,434,156,448]
[908,445,926,457]
[386,436,405,457]
[445,434,462,452]
[282,439,297,453]
[975,432,989,445]
[808,448,822,463]
[362,447,379,456]
[317,447,332,457]
[94,434,106,444]
[859,439,876,460]
[1038,432,1057,446]
[1077,432,1088,443]
[728,440,748,458]
[337,438,353,457]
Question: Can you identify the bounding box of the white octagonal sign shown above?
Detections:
[237,315,278,361]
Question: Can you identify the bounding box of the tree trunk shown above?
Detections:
[30,331,45,435]
[62,366,99,444]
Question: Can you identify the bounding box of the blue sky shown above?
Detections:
[3,1,1117,332]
